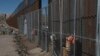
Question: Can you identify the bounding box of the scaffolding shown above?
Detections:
[96,0,100,56]
[17,0,98,56]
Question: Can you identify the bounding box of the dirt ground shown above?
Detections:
[20,36,51,56]
[0,35,51,56]
[0,35,19,56]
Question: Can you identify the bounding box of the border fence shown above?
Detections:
[17,0,100,56]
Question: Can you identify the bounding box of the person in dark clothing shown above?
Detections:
[66,35,82,56]
[74,39,82,56]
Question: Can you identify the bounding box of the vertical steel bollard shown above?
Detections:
[96,0,100,56]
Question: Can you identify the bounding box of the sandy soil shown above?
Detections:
[0,35,19,56]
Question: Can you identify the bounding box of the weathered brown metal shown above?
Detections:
[6,0,41,28]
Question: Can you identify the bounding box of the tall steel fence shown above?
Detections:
[17,0,99,56]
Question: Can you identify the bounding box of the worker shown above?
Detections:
[66,35,75,56]
[66,35,82,56]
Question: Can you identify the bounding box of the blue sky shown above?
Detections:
[0,0,48,15]
[42,0,48,8]
[0,0,22,14]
